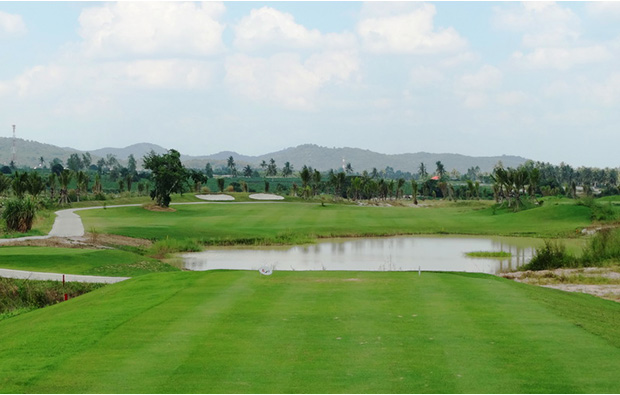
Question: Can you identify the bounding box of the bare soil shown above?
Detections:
[142,204,176,212]
[501,266,620,302]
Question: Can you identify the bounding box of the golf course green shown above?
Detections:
[0,271,618,393]
[0,197,618,393]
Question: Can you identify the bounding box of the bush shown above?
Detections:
[581,228,620,265]
[2,197,37,232]
[150,237,202,258]
[576,197,616,221]
[523,240,576,271]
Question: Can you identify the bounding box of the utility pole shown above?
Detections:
[11,124,16,165]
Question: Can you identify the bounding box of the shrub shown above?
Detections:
[2,197,36,232]
[581,228,620,265]
[150,237,202,258]
[200,186,211,193]
[523,240,576,271]
[576,197,616,221]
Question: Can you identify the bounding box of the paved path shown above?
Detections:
[0,268,129,283]
[0,200,291,283]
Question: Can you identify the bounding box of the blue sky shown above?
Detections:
[1,1,620,168]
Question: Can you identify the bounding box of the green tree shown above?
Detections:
[435,161,446,180]
[27,172,45,198]
[266,158,277,177]
[82,152,92,169]
[217,178,225,193]
[418,163,427,180]
[243,165,253,178]
[205,163,213,179]
[282,162,293,177]
[300,165,312,189]
[143,149,188,207]
[227,156,236,177]
[58,169,73,205]
[411,180,419,205]
[67,153,83,172]
[127,154,137,175]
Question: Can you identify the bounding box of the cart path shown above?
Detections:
[0,200,289,283]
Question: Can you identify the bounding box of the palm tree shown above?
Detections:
[300,165,311,189]
[93,173,102,195]
[282,162,293,177]
[411,180,419,205]
[266,158,277,177]
[312,170,321,196]
[435,161,446,180]
[418,163,428,180]
[58,169,73,205]
[48,173,57,200]
[243,165,253,178]
[396,178,405,199]
[75,171,89,202]
[227,155,237,177]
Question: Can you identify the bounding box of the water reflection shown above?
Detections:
[182,236,536,274]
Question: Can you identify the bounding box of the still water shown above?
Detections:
[182,236,538,274]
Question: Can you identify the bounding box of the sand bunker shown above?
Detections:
[195,194,235,201]
[249,193,284,200]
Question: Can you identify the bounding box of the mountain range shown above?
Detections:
[0,137,528,174]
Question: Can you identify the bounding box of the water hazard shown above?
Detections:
[182,236,537,274]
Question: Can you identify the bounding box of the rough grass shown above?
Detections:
[0,246,179,277]
[466,251,512,258]
[0,271,618,393]
[0,277,104,319]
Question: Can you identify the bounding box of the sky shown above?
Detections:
[1,1,620,168]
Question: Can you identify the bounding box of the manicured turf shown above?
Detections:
[0,246,178,277]
[79,200,592,243]
[0,271,618,393]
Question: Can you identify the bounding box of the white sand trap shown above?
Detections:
[249,193,284,201]
[195,194,235,201]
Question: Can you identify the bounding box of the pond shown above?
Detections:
[182,235,542,274]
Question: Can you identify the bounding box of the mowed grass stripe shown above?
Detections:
[1,271,619,393]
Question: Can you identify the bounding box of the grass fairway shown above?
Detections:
[0,246,178,277]
[0,271,618,393]
[79,201,592,243]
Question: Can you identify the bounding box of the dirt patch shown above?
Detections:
[82,232,153,249]
[0,237,97,249]
[343,278,362,282]
[501,267,620,302]
[142,204,176,212]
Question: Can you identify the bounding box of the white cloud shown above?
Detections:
[357,3,466,54]
[0,11,26,37]
[459,65,502,91]
[496,91,528,106]
[233,6,356,52]
[410,66,444,86]
[493,2,581,47]
[234,7,320,50]
[78,2,225,58]
[225,51,359,110]
[512,45,611,70]
[586,2,620,20]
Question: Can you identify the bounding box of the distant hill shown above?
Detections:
[0,138,528,174]
[186,144,528,174]
[90,143,168,160]
[0,137,83,168]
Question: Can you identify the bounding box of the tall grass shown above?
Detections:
[522,240,577,270]
[0,278,104,320]
[524,228,620,271]
[2,197,37,232]
[581,228,620,265]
